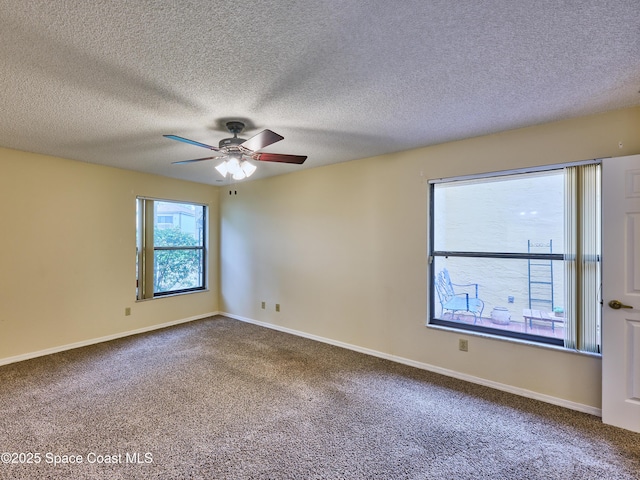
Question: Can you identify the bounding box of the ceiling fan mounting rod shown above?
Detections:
[226,121,245,136]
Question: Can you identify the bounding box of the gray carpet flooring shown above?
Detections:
[0,315,638,479]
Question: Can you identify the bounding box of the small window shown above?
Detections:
[136,198,206,299]
[428,163,601,353]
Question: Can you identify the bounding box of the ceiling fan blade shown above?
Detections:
[240,129,284,153]
[172,156,220,165]
[164,135,219,151]
[252,152,307,164]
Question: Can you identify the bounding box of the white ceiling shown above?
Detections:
[1,1,639,185]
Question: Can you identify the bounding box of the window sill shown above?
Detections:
[426,322,602,358]
[136,289,210,302]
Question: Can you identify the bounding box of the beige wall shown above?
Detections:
[0,148,219,361]
[219,107,640,410]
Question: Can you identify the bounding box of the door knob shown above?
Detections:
[608,300,633,309]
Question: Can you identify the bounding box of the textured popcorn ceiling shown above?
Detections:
[1,1,639,185]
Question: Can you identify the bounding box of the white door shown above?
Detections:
[602,154,640,433]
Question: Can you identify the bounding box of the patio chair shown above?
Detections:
[435,269,485,324]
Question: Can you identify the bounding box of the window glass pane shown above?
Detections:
[154,201,204,246]
[154,249,204,294]
[153,201,205,295]
[432,256,565,342]
[433,170,565,253]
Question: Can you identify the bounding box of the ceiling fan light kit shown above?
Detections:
[164,121,307,181]
[215,154,257,180]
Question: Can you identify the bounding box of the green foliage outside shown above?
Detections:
[154,227,202,292]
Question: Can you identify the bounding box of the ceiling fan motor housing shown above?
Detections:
[219,137,246,149]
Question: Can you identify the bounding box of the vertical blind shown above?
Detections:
[564,163,601,353]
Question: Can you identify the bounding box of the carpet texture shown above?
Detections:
[0,315,638,479]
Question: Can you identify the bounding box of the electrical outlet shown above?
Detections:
[275,303,280,312]
[261,301,266,309]
[125,307,131,316]
[459,339,468,352]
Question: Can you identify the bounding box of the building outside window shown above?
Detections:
[157,215,174,226]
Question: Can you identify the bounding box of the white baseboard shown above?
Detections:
[0,312,220,367]
[223,312,602,418]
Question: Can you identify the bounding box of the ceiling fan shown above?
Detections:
[164,121,307,180]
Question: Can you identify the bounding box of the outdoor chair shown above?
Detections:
[435,269,485,324]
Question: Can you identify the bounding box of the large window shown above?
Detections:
[428,162,601,352]
[136,198,206,299]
